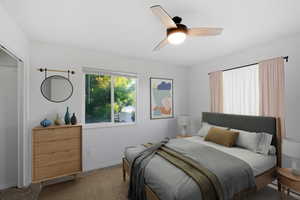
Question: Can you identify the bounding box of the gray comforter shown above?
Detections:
[125,138,256,200]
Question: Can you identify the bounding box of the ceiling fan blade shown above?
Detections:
[187,28,223,36]
[150,5,177,28]
[153,38,169,51]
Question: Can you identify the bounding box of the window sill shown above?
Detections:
[83,122,136,129]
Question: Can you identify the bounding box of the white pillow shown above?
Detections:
[268,145,276,155]
[198,123,210,137]
[232,129,262,152]
[198,122,227,137]
[256,133,273,155]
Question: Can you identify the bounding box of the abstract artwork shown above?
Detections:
[150,78,174,119]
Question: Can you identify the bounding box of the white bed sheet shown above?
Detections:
[184,136,276,176]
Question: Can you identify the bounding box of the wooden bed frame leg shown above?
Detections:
[122,158,126,182]
[278,182,282,192]
[233,192,242,200]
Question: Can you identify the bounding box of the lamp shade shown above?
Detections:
[282,138,300,159]
[177,115,190,126]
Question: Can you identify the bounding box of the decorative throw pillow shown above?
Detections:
[198,122,228,137]
[232,129,262,152]
[256,133,273,155]
[204,127,239,147]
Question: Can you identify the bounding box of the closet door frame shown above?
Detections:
[0,44,27,188]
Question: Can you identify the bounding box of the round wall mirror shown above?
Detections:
[41,75,73,103]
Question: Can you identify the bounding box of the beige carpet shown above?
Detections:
[39,165,128,200]
[1,165,299,200]
[0,183,41,200]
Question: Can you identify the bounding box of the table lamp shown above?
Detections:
[177,115,190,136]
[283,138,300,176]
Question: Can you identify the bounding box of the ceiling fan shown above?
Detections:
[151,5,223,51]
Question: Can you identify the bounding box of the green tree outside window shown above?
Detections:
[85,74,136,124]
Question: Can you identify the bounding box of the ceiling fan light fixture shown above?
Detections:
[151,5,223,51]
[167,31,186,45]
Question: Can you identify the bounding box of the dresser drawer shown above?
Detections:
[33,127,81,143]
[33,137,81,155]
[33,160,81,182]
[33,149,81,168]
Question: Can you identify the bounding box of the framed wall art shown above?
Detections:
[150,77,174,119]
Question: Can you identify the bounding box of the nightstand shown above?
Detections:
[277,168,300,199]
[176,135,192,139]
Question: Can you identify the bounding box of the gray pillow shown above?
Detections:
[198,122,228,137]
[232,129,262,152]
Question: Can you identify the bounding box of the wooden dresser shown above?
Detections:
[32,125,82,183]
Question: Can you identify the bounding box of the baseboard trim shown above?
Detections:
[271,182,300,198]
[83,160,121,172]
[0,182,17,190]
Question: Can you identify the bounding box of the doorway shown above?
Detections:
[0,46,24,189]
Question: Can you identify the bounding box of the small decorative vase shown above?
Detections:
[64,107,71,125]
[40,118,52,127]
[71,113,77,125]
[54,114,62,125]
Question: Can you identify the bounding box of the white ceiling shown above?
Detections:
[1,0,300,66]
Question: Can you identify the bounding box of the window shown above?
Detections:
[223,65,259,115]
[85,72,137,125]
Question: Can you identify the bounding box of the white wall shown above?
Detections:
[29,41,189,180]
[0,2,29,187]
[0,3,28,60]
[0,52,18,189]
[188,34,300,166]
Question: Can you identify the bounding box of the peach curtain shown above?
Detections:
[209,71,223,113]
[259,57,285,136]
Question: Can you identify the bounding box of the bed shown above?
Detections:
[122,112,282,200]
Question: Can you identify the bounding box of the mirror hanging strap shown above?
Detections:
[44,68,47,79]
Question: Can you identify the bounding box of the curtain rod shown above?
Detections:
[208,56,288,75]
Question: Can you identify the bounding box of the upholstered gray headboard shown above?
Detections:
[202,112,278,146]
